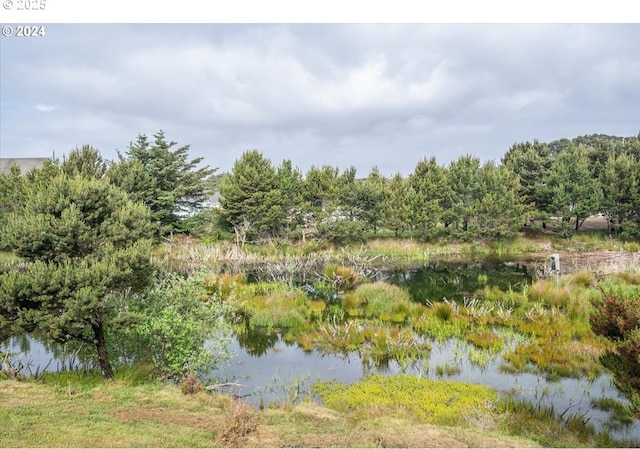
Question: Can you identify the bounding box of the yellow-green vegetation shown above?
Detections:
[466,330,503,352]
[312,374,637,448]
[354,281,415,322]
[236,288,308,329]
[323,263,359,289]
[313,374,498,426]
[0,250,20,265]
[205,272,247,299]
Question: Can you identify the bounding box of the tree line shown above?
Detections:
[211,133,640,245]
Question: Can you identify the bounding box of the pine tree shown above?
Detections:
[0,174,155,379]
[109,131,215,235]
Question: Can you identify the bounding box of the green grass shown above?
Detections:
[0,377,545,448]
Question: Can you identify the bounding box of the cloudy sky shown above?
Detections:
[1,23,639,176]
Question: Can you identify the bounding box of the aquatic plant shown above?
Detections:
[203,273,246,299]
[412,312,471,341]
[361,325,431,369]
[355,282,413,322]
[433,302,454,321]
[323,263,359,289]
[435,362,462,377]
[312,374,498,427]
[465,331,503,352]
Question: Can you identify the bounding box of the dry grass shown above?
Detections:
[0,379,541,448]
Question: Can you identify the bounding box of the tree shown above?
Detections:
[0,174,155,380]
[218,150,282,245]
[502,140,552,220]
[384,173,414,237]
[475,162,528,238]
[109,131,215,235]
[0,165,25,248]
[446,155,481,237]
[276,159,305,240]
[600,152,640,237]
[409,157,447,240]
[543,143,603,232]
[61,145,108,180]
[358,167,387,234]
[302,165,340,240]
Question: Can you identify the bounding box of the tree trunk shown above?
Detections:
[92,321,115,380]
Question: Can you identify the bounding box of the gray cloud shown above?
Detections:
[1,24,638,176]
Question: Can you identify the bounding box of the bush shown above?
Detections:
[320,220,370,245]
[590,284,640,399]
[112,272,235,380]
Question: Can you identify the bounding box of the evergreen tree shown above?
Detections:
[61,145,108,180]
[218,150,281,246]
[543,143,603,232]
[409,157,447,240]
[384,173,414,237]
[109,131,214,235]
[0,174,155,380]
[276,159,305,240]
[502,140,552,219]
[475,162,528,238]
[0,165,25,248]
[600,152,640,237]
[446,155,481,238]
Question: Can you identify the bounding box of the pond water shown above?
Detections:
[2,257,639,442]
[206,331,639,442]
[383,259,532,303]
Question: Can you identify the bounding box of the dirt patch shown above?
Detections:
[112,405,217,431]
[578,216,609,231]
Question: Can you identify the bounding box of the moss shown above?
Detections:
[313,374,498,427]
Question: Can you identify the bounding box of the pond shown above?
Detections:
[211,332,640,442]
[2,256,639,442]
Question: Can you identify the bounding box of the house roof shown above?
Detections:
[0,158,49,175]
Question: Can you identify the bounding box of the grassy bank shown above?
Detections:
[3,371,638,448]
[0,376,542,448]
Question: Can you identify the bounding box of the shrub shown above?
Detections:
[181,371,203,395]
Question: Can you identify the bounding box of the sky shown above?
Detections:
[1,13,639,177]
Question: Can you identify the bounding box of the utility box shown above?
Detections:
[550,254,560,273]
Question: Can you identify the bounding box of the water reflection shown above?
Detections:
[212,334,640,442]
[385,259,532,303]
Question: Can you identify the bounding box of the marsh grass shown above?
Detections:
[355,281,413,322]
[466,331,503,352]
